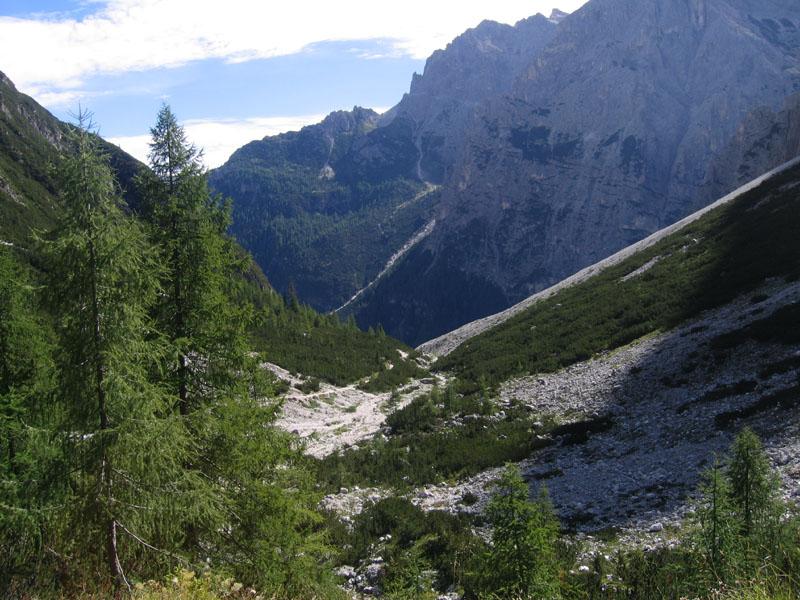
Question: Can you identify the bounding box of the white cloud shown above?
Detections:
[0,0,588,93]
[107,113,333,169]
[31,88,115,110]
[105,134,152,166]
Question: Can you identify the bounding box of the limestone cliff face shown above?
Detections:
[409,0,800,314]
[695,94,800,208]
[380,14,559,183]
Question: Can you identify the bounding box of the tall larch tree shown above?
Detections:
[137,105,335,594]
[39,114,196,590]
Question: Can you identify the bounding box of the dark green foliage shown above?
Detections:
[691,458,740,577]
[0,245,57,589]
[337,497,480,594]
[727,428,781,540]
[0,73,144,248]
[439,161,800,388]
[608,547,704,600]
[133,105,338,595]
[38,113,187,586]
[315,387,551,490]
[297,377,321,394]
[1,107,353,596]
[208,110,436,312]
[479,464,560,599]
[357,357,428,393]
[251,296,426,388]
[688,429,798,586]
[199,378,335,597]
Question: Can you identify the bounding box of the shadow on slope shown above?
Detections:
[345,242,510,347]
[433,160,800,528]
[437,160,800,390]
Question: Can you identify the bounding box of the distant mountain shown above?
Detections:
[209,13,561,313]
[208,107,438,310]
[347,0,800,345]
[379,13,560,183]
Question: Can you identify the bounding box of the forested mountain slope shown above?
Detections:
[208,108,437,310]
[0,70,143,247]
[0,70,424,392]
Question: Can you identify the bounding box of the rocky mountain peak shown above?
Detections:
[547,9,569,24]
[319,106,378,138]
[351,0,800,345]
[382,13,559,183]
[0,70,15,89]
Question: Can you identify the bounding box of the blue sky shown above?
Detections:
[0,0,587,168]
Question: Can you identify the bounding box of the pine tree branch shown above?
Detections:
[116,521,196,568]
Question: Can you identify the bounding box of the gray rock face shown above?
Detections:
[213,0,800,346]
[380,14,559,183]
[349,0,800,346]
[423,0,800,305]
[695,93,800,209]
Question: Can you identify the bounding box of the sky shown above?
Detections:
[0,0,588,168]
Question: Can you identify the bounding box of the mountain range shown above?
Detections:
[210,0,800,346]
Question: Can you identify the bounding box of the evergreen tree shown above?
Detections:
[482,463,560,598]
[137,105,336,593]
[39,113,195,589]
[0,246,57,588]
[727,427,780,539]
[690,429,793,584]
[691,457,739,579]
[136,103,242,418]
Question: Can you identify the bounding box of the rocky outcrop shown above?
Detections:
[695,93,800,210]
[380,13,559,182]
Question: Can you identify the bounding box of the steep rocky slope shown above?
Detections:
[349,0,800,346]
[419,155,800,357]
[379,12,560,183]
[695,93,800,209]
[309,156,800,563]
